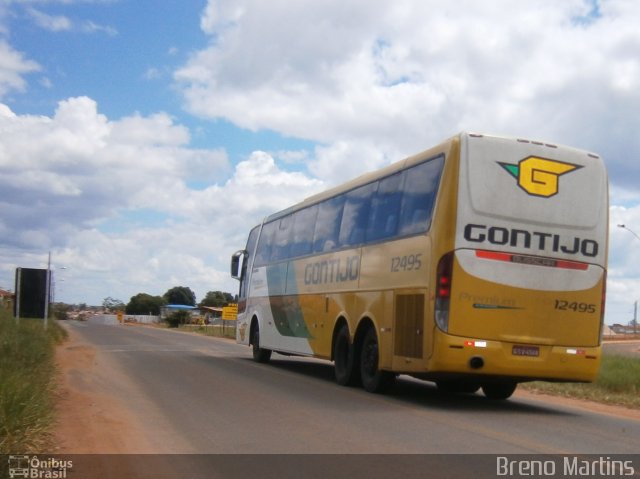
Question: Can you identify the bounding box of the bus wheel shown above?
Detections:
[251,324,272,363]
[360,328,395,393]
[334,325,358,386]
[482,382,517,400]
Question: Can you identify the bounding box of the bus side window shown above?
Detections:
[291,205,318,258]
[366,171,404,242]
[272,216,293,261]
[255,221,277,266]
[398,156,445,235]
[313,196,345,253]
[339,183,377,247]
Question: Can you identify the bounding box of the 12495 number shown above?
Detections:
[554,300,596,313]
[391,254,423,272]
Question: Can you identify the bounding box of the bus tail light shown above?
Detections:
[435,252,454,332]
[464,340,487,348]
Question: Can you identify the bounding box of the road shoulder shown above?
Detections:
[52,322,179,453]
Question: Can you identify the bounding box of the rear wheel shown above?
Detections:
[334,325,358,386]
[360,328,395,393]
[251,324,272,363]
[482,382,517,400]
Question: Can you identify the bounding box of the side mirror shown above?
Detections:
[230,250,246,280]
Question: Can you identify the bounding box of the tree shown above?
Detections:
[126,293,166,315]
[163,286,196,306]
[166,310,191,328]
[102,296,125,312]
[199,291,235,308]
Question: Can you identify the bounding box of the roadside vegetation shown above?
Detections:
[165,309,192,328]
[121,286,235,316]
[522,353,640,409]
[0,308,67,453]
[178,323,236,339]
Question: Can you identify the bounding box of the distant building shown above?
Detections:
[0,289,14,311]
[601,324,616,337]
[200,306,223,324]
[160,304,198,317]
[610,323,638,335]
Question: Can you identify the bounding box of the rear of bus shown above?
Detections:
[430,133,608,395]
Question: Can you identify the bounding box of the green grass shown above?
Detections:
[522,354,640,409]
[0,309,67,453]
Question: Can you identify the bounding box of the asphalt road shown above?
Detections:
[58,320,640,454]
[603,339,640,357]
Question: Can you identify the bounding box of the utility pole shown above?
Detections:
[618,225,639,336]
[44,251,51,329]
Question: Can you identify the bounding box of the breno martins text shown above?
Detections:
[496,456,635,477]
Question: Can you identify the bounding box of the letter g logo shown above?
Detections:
[499,156,581,198]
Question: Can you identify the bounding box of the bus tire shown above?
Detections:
[482,382,517,400]
[251,324,272,363]
[360,327,395,393]
[334,325,358,386]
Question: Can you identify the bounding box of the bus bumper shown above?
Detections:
[427,331,602,383]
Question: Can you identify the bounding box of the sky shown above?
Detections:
[0,0,639,325]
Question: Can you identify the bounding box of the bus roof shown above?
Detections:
[265,134,457,224]
[262,132,603,225]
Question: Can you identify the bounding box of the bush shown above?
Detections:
[522,353,640,408]
[596,354,640,394]
[166,310,191,328]
[0,310,67,453]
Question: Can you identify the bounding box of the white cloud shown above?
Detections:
[0,98,324,304]
[199,1,246,35]
[176,0,640,187]
[0,97,228,245]
[144,67,162,80]
[27,7,72,32]
[109,112,189,147]
[81,20,117,36]
[20,4,117,36]
[0,40,40,96]
[308,140,396,187]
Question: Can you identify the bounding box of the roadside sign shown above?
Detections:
[221,304,238,321]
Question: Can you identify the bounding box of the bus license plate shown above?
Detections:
[512,345,539,357]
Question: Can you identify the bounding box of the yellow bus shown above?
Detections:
[231,132,608,399]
